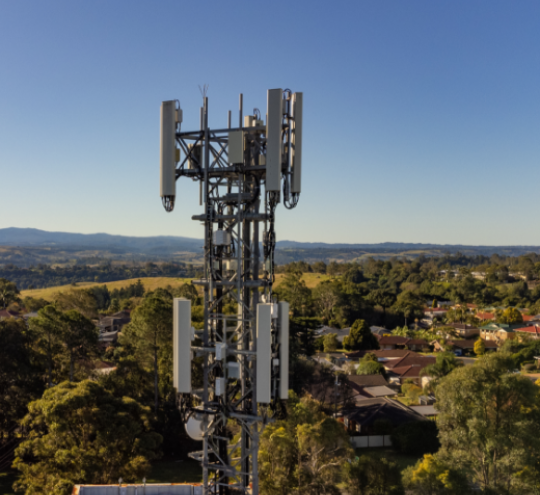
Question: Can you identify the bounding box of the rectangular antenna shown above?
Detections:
[278,301,289,399]
[173,298,192,393]
[228,131,244,164]
[256,303,272,403]
[266,89,283,192]
[160,101,176,198]
[291,92,303,193]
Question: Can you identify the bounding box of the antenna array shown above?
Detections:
[160,88,303,495]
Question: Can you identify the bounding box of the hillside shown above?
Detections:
[4,227,540,267]
[20,273,330,301]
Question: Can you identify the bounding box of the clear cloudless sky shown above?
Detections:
[1,0,539,245]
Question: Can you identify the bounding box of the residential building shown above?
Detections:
[445,323,480,338]
[383,354,437,386]
[480,323,517,342]
[377,336,410,350]
[433,339,498,355]
[514,325,540,340]
[337,397,426,448]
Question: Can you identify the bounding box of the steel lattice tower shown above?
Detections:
[160,88,302,495]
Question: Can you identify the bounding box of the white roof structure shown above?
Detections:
[409,405,438,416]
[73,484,201,494]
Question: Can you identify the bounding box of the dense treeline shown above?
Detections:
[0,262,201,290]
[274,253,540,333]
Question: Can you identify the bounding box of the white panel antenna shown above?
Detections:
[291,92,303,194]
[278,301,290,399]
[173,298,191,393]
[160,100,180,212]
[266,89,283,193]
[256,303,272,403]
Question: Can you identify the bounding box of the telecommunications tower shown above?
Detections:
[160,88,303,494]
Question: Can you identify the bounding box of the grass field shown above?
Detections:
[20,273,332,301]
[273,272,334,288]
[21,277,193,300]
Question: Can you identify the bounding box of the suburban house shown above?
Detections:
[514,325,540,340]
[423,308,448,321]
[480,323,517,342]
[409,405,438,419]
[96,310,131,343]
[383,354,437,385]
[445,323,480,338]
[337,397,426,448]
[377,336,411,350]
[476,311,496,322]
[346,375,397,401]
[370,326,389,337]
[345,349,422,363]
[433,339,498,355]
[315,325,351,343]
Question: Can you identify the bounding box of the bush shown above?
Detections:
[391,421,440,456]
[522,363,536,372]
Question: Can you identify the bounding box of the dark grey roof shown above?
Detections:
[338,397,425,426]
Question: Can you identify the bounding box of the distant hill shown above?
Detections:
[2,227,540,266]
[0,227,202,252]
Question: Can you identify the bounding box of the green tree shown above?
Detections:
[498,307,524,324]
[173,282,199,303]
[120,293,173,413]
[323,333,339,352]
[13,380,162,495]
[343,455,404,495]
[61,310,99,382]
[421,352,462,393]
[29,305,65,387]
[313,280,341,323]
[0,278,20,309]
[356,353,386,377]
[342,319,379,351]
[0,319,43,444]
[273,271,313,317]
[393,291,424,326]
[366,289,396,320]
[473,338,485,356]
[55,289,98,319]
[258,393,352,495]
[435,353,540,492]
[402,454,470,495]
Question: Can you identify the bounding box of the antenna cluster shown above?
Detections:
[159,88,303,495]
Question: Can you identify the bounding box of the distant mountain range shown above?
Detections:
[2,227,540,266]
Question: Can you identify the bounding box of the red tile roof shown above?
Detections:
[476,312,495,320]
[522,315,535,322]
[447,339,498,349]
[514,325,540,335]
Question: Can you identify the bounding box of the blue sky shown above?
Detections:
[1,0,539,245]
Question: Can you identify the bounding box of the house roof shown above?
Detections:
[384,354,436,370]
[346,374,389,391]
[446,323,479,331]
[407,338,429,346]
[477,312,495,320]
[378,336,410,346]
[514,325,540,335]
[363,386,397,398]
[345,349,421,360]
[522,315,535,322]
[447,339,498,349]
[338,397,425,426]
[409,405,438,416]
